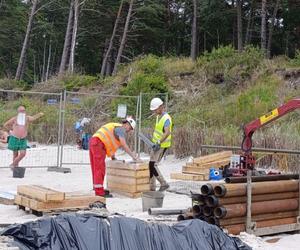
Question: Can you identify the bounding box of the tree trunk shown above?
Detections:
[45,40,52,81]
[42,39,47,81]
[68,0,79,73]
[190,0,197,61]
[59,0,74,74]
[232,0,235,47]
[113,0,134,75]
[245,0,254,45]
[267,0,280,58]
[101,0,124,76]
[15,0,38,80]
[237,0,243,52]
[261,0,267,56]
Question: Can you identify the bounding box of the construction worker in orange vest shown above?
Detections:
[89,117,140,197]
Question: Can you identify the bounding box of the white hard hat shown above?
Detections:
[126,117,136,130]
[150,97,163,111]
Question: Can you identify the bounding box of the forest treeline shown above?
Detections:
[0,0,299,83]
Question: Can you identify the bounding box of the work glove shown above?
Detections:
[152,143,161,152]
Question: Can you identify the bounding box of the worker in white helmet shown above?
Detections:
[89,117,140,197]
[149,97,173,191]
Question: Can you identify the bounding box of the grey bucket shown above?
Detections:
[142,191,164,212]
[13,167,26,178]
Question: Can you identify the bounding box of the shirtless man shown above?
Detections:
[4,105,44,168]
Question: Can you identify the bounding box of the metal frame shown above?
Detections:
[59,91,141,167]
[0,89,62,170]
[245,168,300,236]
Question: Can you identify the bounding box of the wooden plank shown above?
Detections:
[193,151,232,164]
[107,160,148,170]
[107,182,149,193]
[107,168,149,178]
[17,185,65,202]
[194,159,230,169]
[170,173,206,181]
[107,176,149,185]
[15,194,105,211]
[182,167,210,175]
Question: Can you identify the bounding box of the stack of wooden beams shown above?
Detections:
[180,180,299,235]
[107,160,150,198]
[14,185,105,216]
[171,151,232,181]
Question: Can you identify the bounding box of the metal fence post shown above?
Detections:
[134,95,140,153]
[48,90,71,173]
[56,92,63,168]
[246,170,253,233]
[138,92,142,156]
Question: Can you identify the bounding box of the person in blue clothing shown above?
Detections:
[74,117,91,149]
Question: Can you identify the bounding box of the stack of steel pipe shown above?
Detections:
[177,179,299,234]
[198,180,299,234]
[177,184,217,222]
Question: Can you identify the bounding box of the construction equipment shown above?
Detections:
[231,98,300,176]
[138,132,160,151]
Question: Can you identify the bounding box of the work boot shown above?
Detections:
[156,175,169,191]
[150,176,156,191]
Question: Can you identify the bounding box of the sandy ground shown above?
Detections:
[0,145,299,249]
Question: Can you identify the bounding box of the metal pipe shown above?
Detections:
[148,208,188,216]
[203,206,213,217]
[205,192,299,207]
[66,90,138,98]
[225,174,299,183]
[214,180,299,197]
[177,215,185,221]
[192,205,202,216]
[224,217,297,235]
[0,88,61,96]
[200,183,216,196]
[201,145,300,155]
[216,210,299,226]
[246,170,252,233]
[214,198,299,219]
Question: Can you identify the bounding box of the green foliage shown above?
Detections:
[196,45,264,85]
[289,50,300,67]
[61,74,99,91]
[0,78,27,90]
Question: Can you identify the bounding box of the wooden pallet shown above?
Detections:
[107,160,150,198]
[15,193,105,211]
[15,185,105,216]
[17,185,65,202]
[170,173,207,181]
[17,204,91,217]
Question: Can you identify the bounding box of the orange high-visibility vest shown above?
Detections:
[93,123,122,157]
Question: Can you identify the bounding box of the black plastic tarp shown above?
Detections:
[1,214,252,250]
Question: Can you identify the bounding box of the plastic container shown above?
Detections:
[13,167,26,178]
[209,168,223,181]
[142,191,164,212]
